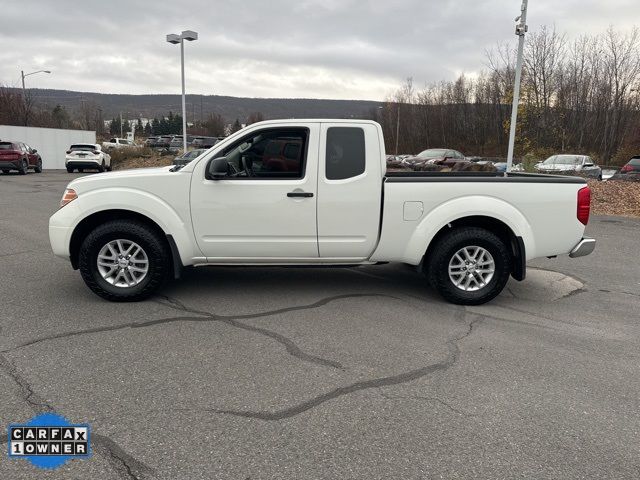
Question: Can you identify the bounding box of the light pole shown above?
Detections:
[166,30,198,153]
[20,69,51,126]
[21,69,51,94]
[395,102,401,155]
[506,0,529,173]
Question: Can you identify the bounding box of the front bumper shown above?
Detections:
[569,237,596,258]
[0,160,20,169]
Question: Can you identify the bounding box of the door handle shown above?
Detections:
[287,191,314,198]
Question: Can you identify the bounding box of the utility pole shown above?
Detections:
[506,0,529,173]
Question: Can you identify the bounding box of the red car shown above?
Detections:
[0,141,42,174]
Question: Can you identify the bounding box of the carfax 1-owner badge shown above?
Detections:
[7,412,91,470]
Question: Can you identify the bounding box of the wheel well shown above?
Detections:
[69,210,171,270]
[423,215,526,281]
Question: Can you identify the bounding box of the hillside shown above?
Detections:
[25,88,383,122]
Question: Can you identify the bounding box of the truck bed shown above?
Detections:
[385,171,586,183]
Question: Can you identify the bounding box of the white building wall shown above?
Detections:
[0,125,96,170]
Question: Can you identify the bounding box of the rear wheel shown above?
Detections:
[426,227,511,305]
[18,159,28,175]
[1,170,9,174]
[97,160,105,173]
[78,168,84,173]
[66,167,74,173]
[78,220,171,301]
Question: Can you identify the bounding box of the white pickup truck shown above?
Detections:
[49,119,595,305]
[102,138,135,150]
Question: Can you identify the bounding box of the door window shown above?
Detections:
[221,128,308,179]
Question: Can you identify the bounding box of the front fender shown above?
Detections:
[402,195,536,265]
[72,188,200,265]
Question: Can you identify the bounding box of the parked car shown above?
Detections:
[611,156,640,181]
[102,138,136,150]
[50,119,595,306]
[144,137,159,147]
[0,141,42,174]
[155,136,174,149]
[535,154,602,180]
[173,149,207,168]
[191,136,219,148]
[65,144,111,173]
[408,148,468,169]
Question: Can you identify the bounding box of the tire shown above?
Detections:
[78,220,171,301]
[66,167,74,173]
[426,227,511,305]
[1,170,9,174]
[18,159,28,175]
[78,168,84,173]
[34,158,42,173]
[97,160,105,173]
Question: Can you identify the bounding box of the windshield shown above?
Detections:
[416,148,448,159]
[543,155,581,165]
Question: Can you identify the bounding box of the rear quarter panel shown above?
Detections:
[371,180,586,265]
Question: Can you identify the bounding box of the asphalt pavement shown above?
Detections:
[1,171,639,479]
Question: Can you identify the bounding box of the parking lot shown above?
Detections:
[1,171,639,479]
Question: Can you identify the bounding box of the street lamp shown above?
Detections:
[506,0,529,173]
[21,69,51,95]
[20,69,51,126]
[166,30,198,153]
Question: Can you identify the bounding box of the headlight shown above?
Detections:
[60,188,78,208]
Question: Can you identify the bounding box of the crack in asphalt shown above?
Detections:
[377,389,478,417]
[205,310,481,421]
[3,294,396,370]
[0,353,156,480]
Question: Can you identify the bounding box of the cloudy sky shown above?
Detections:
[1,0,638,100]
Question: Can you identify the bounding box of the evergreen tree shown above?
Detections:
[109,116,120,135]
[135,118,144,136]
[151,118,160,135]
[230,118,242,134]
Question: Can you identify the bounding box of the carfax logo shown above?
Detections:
[7,412,91,470]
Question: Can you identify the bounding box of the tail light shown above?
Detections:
[620,164,632,173]
[66,150,71,154]
[577,186,591,225]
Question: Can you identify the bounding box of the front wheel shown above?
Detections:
[34,158,42,173]
[78,220,171,301]
[426,227,511,305]
[18,159,28,175]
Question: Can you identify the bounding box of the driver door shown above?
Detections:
[190,124,319,261]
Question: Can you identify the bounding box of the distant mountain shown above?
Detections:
[26,88,383,123]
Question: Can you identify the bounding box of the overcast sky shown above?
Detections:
[1,0,638,101]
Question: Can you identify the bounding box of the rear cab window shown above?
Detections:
[325,127,366,180]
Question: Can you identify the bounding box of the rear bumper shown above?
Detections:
[66,160,101,169]
[569,237,596,258]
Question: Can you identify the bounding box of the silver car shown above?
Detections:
[535,154,602,180]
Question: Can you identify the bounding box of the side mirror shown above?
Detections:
[207,156,230,180]
[32,149,37,153]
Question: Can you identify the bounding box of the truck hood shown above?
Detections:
[67,166,174,193]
